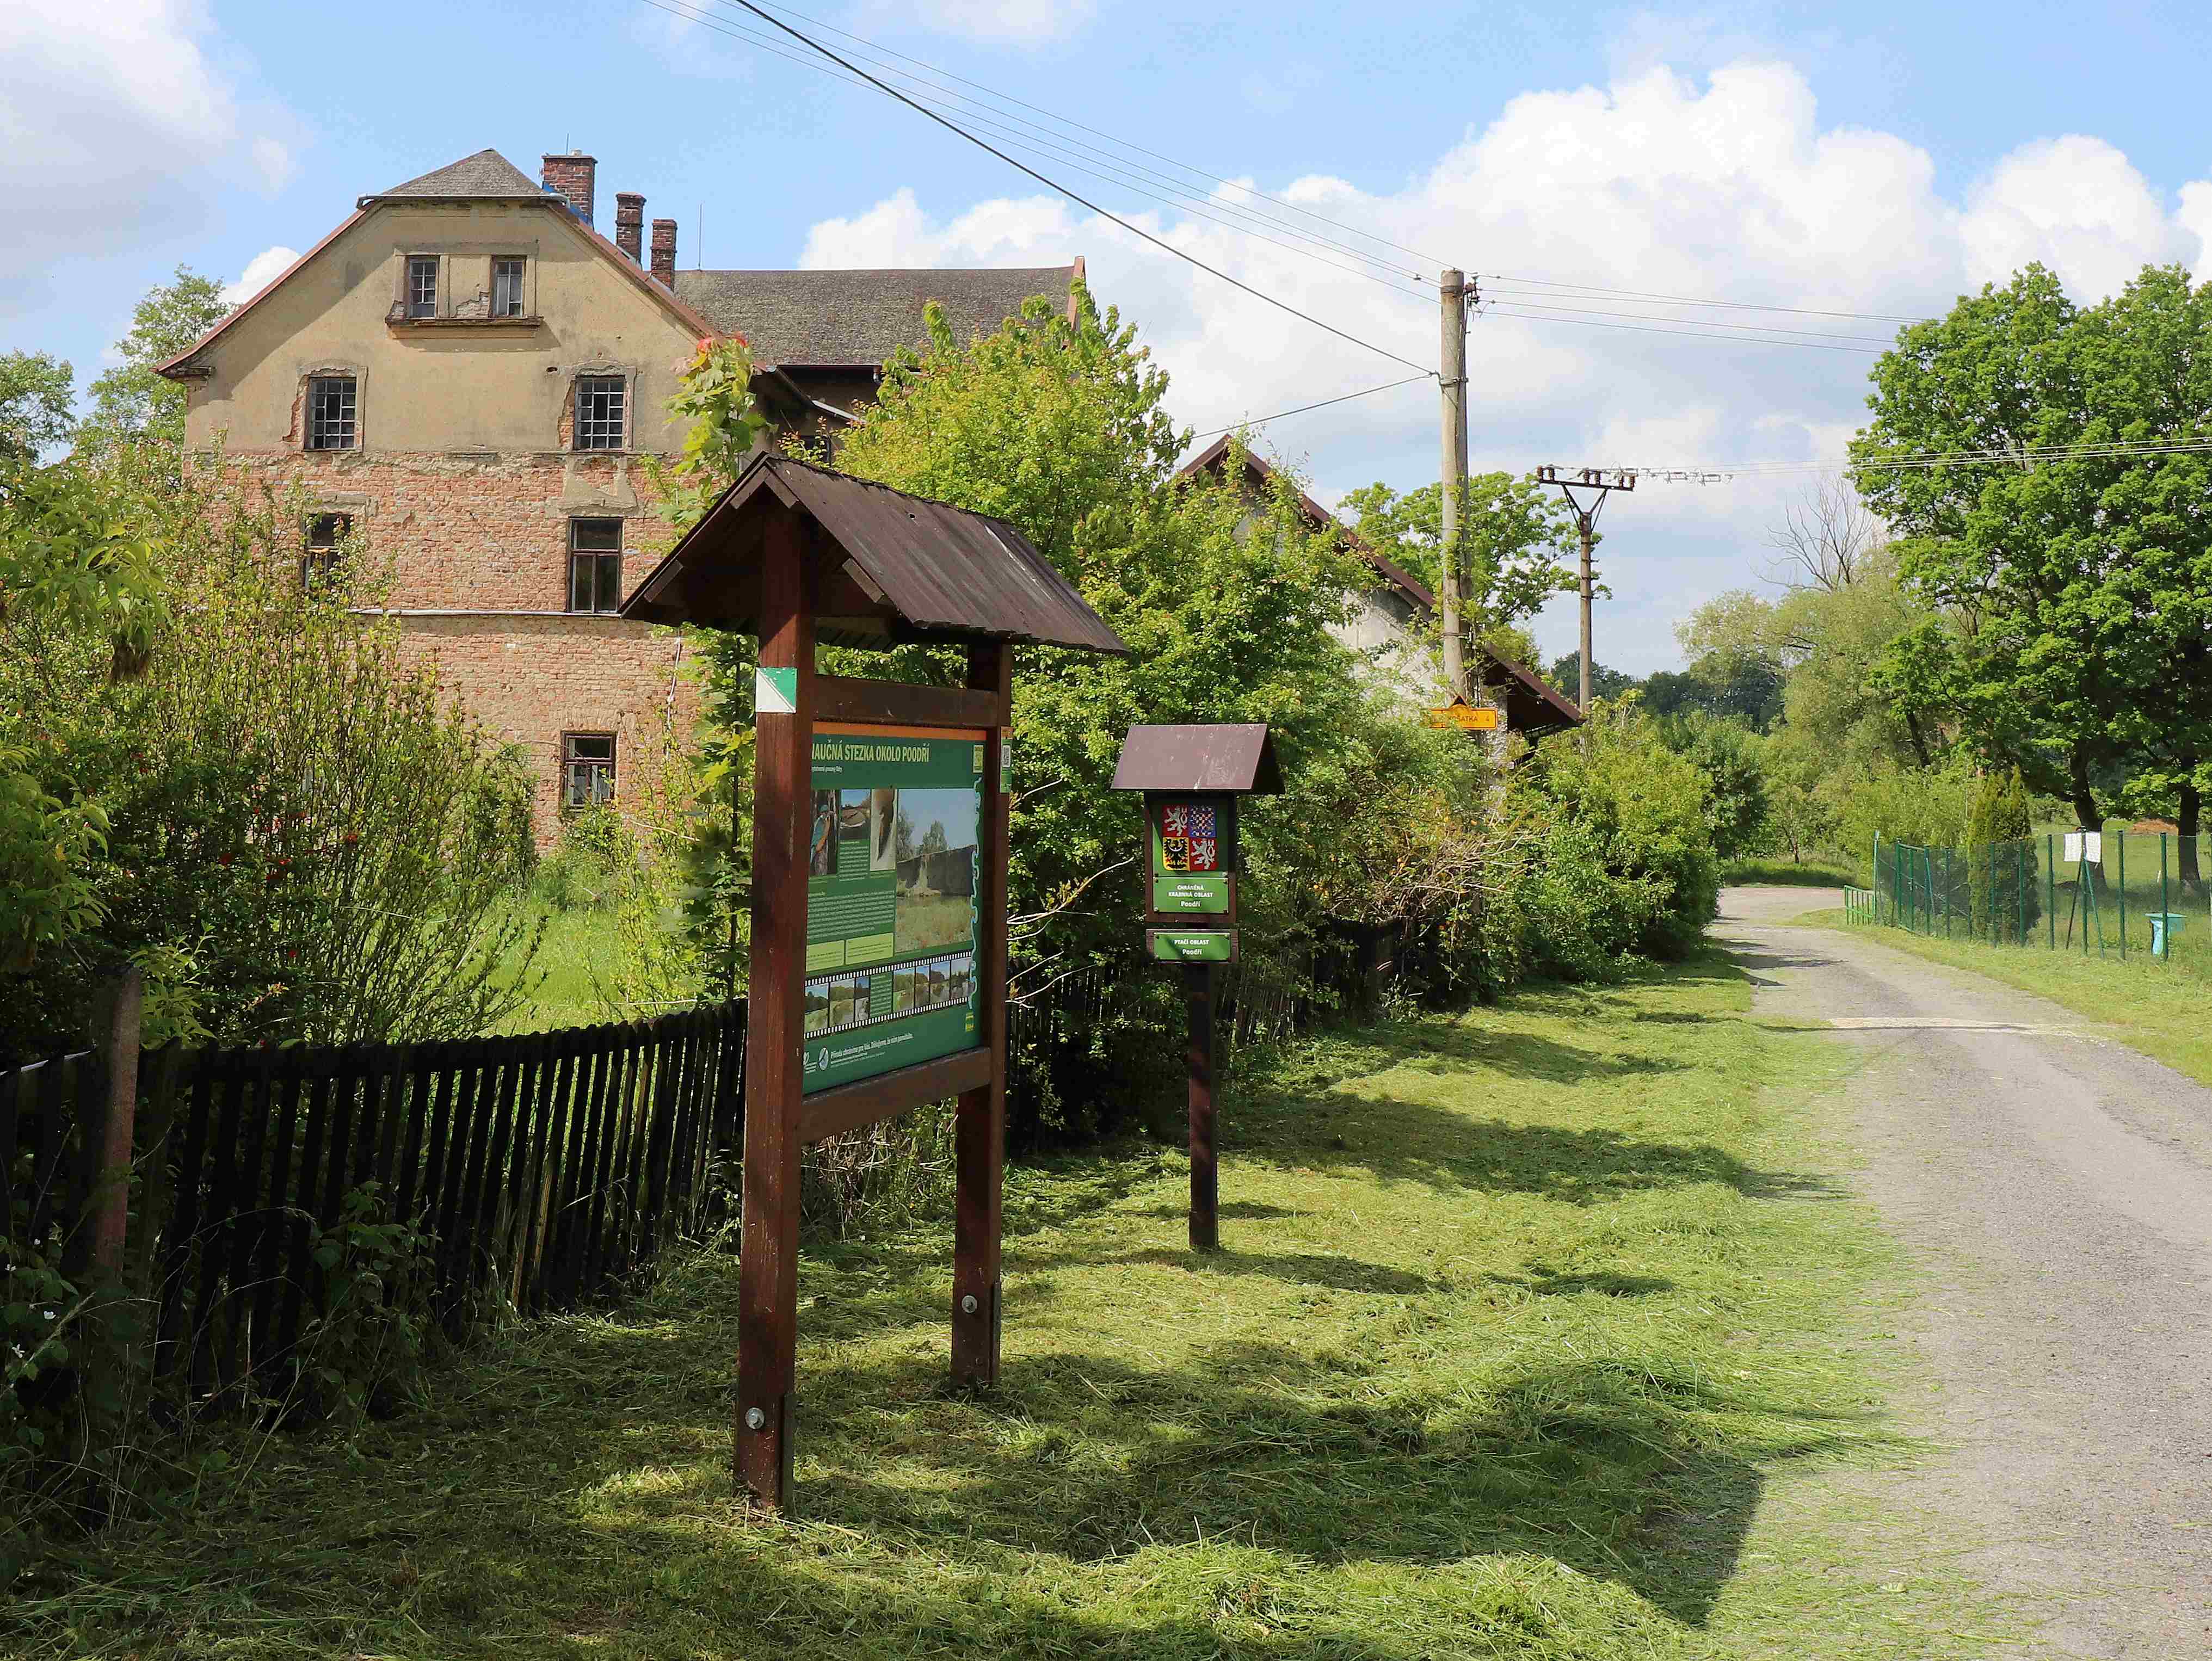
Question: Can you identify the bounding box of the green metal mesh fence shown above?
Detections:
[1863,829,2210,967]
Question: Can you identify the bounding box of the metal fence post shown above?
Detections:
[2161,832,2170,962]
[2119,830,2127,961]
[2048,833,2056,948]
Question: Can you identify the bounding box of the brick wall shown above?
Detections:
[224,451,676,612]
[217,450,699,846]
[396,614,701,845]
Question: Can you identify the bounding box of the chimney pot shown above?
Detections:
[540,152,597,226]
[615,192,646,264]
[650,217,677,289]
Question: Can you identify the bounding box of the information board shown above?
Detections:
[802,723,984,1092]
[1151,796,1232,914]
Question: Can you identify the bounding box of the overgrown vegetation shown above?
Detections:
[1,446,543,1058]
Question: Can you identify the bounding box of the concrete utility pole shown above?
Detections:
[1438,270,1472,701]
[1535,466,1636,712]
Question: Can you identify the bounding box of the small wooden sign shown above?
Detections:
[1149,929,1237,963]
[1425,702,1501,731]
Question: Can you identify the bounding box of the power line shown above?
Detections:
[1482,274,1932,326]
[1186,374,1432,441]
[1483,298,1894,348]
[657,0,1439,374]
[734,0,1453,274]
[1483,305,1887,354]
[1611,434,2212,482]
[662,0,1933,330]
[663,0,1432,297]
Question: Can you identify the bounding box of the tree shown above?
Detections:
[1765,476,1883,593]
[1546,652,1637,703]
[715,283,1486,1027]
[0,351,74,462]
[1853,263,2130,831]
[1662,712,1770,860]
[1342,473,1577,646]
[78,267,230,456]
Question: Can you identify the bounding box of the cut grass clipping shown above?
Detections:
[8,949,2008,1659]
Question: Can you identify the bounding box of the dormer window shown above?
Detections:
[406,255,439,318]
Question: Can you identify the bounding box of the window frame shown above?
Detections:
[491,256,527,318]
[562,732,618,810]
[566,517,624,614]
[305,375,358,452]
[301,512,352,588]
[405,254,439,319]
[573,375,627,452]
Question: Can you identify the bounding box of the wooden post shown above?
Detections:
[1185,961,1218,1252]
[952,643,1011,1388]
[91,969,144,1277]
[735,509,814,1511]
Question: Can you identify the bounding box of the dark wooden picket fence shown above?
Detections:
[4,1004,745,1406]
[8,931,1399,1415]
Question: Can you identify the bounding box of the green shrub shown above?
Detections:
[2,455,543,1057]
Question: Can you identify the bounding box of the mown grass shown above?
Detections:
[5,950,2013,1659]
[1801,905,2212,1086]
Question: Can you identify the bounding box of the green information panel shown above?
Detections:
[803,725,984,1094]
[1148,930,1237,963]
[1154,874,1229,914]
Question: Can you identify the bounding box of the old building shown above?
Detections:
[157,147,1081,839]
[1173,437,1581,745]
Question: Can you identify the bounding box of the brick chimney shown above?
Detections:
[614,193,645,263]
[541,152,597,225]
[650,218,677,288]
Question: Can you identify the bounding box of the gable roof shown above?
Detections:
[371,148,544,201]
[674,265,1079,367]
[1175,436,1583,731]
[620,454,1126,654]
[1176,435,1434,607]
[157,147,718,379]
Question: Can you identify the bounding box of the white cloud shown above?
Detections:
[799,57,2212,672]
[1961,135,2192,299]
[0,0,295,309]
[222,245,301,306]
[867,0,1096,46]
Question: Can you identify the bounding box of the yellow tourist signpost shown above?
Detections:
[1424,701,1500,732]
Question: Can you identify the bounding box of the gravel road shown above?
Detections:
[1719,887,2212,1658]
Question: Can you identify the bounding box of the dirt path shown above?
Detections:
[1719,887,2212,1658]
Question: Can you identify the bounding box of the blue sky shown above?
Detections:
[9,0,2211,672]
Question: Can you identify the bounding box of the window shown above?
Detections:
[306,376,356,450]
[406,255,439,318]
[302,513,351,586]
[491,257,526,318]
[568,518,623,613]
[563,733,616,808]
[574,375,626,451]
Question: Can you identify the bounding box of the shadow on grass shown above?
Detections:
[1019,1243,1438,1296]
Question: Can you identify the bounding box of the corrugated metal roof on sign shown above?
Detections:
[619,454,1126,655]
[1110,725,1283,794]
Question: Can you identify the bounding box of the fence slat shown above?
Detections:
[153,1053,219,1380]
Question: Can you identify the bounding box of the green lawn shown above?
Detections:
[6,951,2007,1659]
[1801,905,2212,1086]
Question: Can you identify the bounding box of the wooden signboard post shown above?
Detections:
[1111,725,1283,1252]
[622,455,1124,1510]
